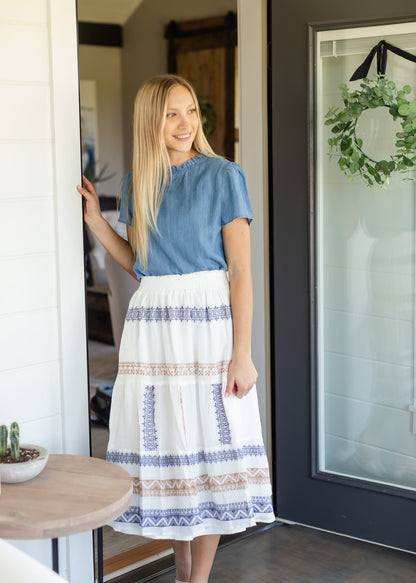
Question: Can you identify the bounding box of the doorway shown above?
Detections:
[78,0,270,579]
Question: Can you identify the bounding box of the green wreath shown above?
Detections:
[325,76,416,186]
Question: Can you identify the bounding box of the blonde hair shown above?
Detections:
[128,74,217,267]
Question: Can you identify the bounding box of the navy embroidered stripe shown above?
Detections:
[212,384,231,445]
[113,497,274,526]
[106,445,267,467]
[125,305,232,322]
[143,386,158,451]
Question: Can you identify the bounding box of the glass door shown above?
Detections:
[316,22,416,493]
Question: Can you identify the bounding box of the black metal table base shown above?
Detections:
[52,538,59,573]
[51,528,104,582]
[97,527,104,582]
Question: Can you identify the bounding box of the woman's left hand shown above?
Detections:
[225,356,258,399]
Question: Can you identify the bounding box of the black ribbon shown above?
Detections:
[350,40,416,81]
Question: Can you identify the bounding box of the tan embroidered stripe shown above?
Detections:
[132,468,271,497]
[118,361,231,376]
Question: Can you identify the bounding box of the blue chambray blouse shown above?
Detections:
[119,154,253,279]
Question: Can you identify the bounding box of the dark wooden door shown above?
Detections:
[269,0,416,552]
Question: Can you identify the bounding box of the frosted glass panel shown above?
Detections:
[316,24,416,491]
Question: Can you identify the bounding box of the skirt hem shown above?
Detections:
[107,516,277,540]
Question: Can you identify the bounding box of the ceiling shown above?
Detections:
[77,0,144,25]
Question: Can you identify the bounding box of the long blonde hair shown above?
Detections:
[128,74,217,267]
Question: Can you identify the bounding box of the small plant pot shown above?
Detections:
[0,444,48,483]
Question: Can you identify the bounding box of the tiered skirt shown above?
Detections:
[106,269,275,540]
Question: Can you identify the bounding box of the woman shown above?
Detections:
[78,74,274,583]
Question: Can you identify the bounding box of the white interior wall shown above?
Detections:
[79,44,124,196]
[0,1,92,580]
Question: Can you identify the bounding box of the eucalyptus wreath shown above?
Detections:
[325,76,416,186]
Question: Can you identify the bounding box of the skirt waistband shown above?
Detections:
[139,270,229,292]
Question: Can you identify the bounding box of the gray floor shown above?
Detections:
[146,523,416,583]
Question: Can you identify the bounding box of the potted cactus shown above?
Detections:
[0,422,48,483]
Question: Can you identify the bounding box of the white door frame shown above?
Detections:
[238,0,271,455]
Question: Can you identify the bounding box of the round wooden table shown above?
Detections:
[0,454,133,581]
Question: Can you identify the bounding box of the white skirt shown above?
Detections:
[106,269,275,540]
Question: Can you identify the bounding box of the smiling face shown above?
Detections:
[163,84,199,166]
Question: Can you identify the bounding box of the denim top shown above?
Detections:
[119,154,253,279]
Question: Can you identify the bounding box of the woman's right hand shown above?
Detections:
[76,175,103,230]
[77,175,136,278]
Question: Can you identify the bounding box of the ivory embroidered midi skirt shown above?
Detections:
[106,269,275,540]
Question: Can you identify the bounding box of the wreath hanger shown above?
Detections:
[350,39,416,81]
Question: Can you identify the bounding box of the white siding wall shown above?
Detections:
[0,1,93,580]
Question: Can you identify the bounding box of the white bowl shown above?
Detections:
[0,444,48,483]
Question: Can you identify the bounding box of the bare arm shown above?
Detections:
[222,217,257,399]
[77,176,137,279]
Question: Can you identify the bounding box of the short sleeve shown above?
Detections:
[118,172,133,225]
[221,163,253,226]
